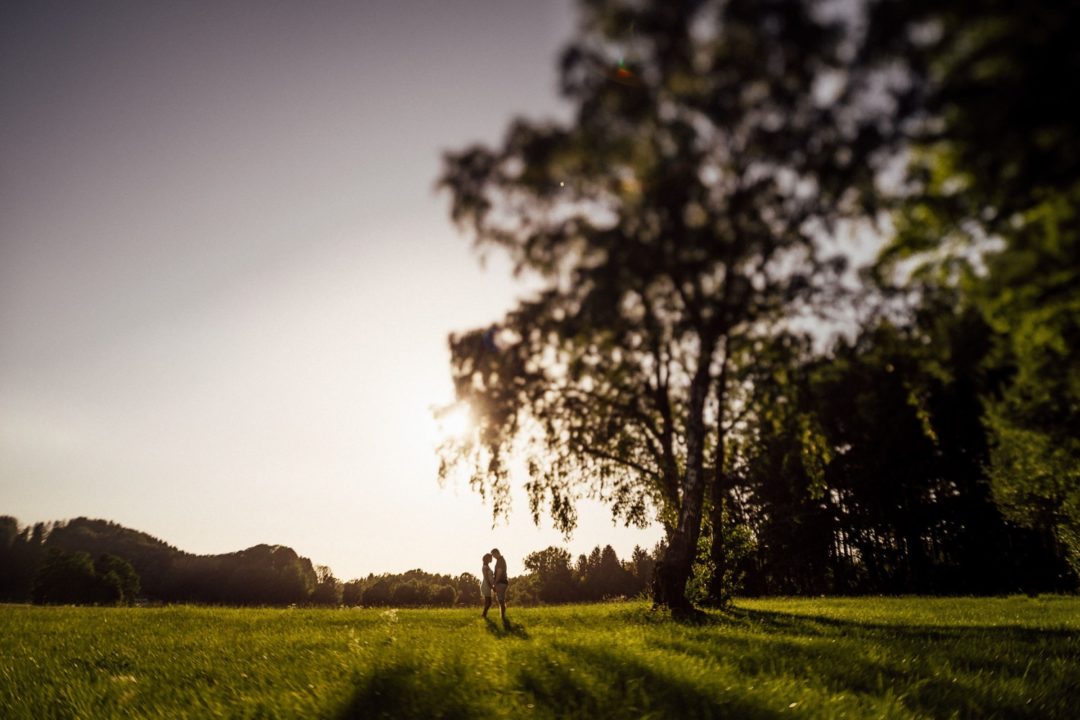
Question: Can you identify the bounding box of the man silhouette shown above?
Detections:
[490,548,509,621]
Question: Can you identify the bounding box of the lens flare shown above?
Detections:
[612,59,639,86]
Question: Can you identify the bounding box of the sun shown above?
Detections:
[435,403,474,444]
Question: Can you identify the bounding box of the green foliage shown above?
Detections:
[722,334,845,595]
[310,566,344,607]
[866,1,1080,576]
[869,1,1080,219]
[0,517,45,602]
[520,544,656,605]
[45,517,180,599]
[524,546,578,603]
[94,554,140,605]
[690,510,754,608]
[361,578,393,607]
[31,549,99,605]
[686,529,715,607]
[719,310,1075,595]
[30,549,140,606]
[1,599,1077,718]
[977,188,1080,574]
[392,580,425,606]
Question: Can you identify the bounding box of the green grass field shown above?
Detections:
[2,597,1078,719]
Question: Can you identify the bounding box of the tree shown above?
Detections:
[584,545,637,600]
[717,333,835,595]
[311,565,343,606]
[362,578,393,607]
[431,585,457,606]
[392,580,423,606]
[865,0,1080,220]
[0,516,45,602]
[627,545,656,596]
[95,554,140,604]
[977,200,1080,576]
[32,549,99,605]
[523,546,577,603]
[439,0,896,613]
[455,572,482,607]
[868,1,1080,576]
[342,580,364,607]
[719,308,1073,596]
[29,547,140,606]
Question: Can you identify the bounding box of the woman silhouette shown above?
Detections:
[480,553,494,618]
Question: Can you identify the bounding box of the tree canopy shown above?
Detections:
[438,0,905,611]
[870,0,1080,574]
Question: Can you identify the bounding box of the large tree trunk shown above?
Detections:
[652,335,716,614]
[653,532,694,613]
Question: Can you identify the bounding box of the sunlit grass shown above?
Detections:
[1,597,1077,718]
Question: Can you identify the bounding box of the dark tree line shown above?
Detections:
[521,544,658,604]
[336,544,659,608]
[4,518,656,608]
[718,315,1074,598]
[30,549,140,605]
[342,569,475,608]
[0,517,321,606]
[1,516,666,608]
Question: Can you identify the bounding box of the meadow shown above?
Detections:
[1,596,1078,719]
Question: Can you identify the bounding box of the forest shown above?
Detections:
[0,516,664,607]
[0,508,1072,610]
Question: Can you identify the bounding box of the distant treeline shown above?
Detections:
[5,512,1070,608]
[0,517,329,606]
[348,544,659,609]
[0,516,660,607]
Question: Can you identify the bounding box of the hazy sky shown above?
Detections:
[1,0,664,579]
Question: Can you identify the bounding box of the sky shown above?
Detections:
[0,0,665,579]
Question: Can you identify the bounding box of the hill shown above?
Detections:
[0,516,319,605]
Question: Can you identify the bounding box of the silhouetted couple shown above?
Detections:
[481,548,508,622]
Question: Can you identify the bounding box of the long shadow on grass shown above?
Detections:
[337,654,484,720]
[515,641,781,719]
[728,607,1079,643]
[711,607,1080,719]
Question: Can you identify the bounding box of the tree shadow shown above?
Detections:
[704,607,1080,718]
[335,606,1078,719]
[485,615,529,639]
[336,656,479,720]
[515,642,782,719]
[729,606,1078,646]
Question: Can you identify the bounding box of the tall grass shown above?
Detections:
[1,596,1077,718]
